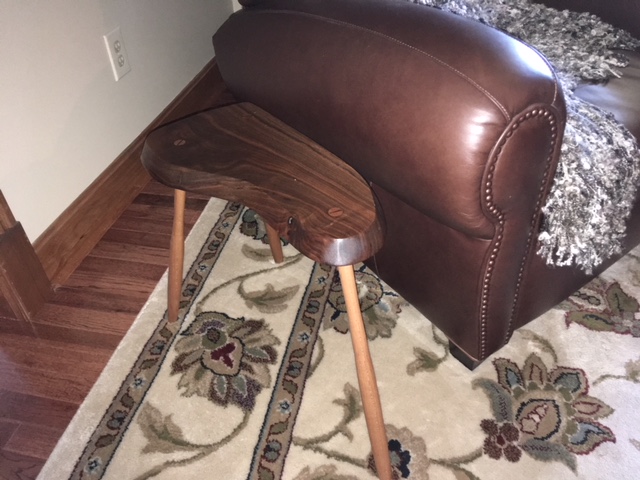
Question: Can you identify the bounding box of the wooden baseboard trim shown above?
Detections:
[34,57,236,287]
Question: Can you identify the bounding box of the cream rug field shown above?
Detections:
[39,198,640,480]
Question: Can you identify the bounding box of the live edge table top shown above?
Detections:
[141,102,385,266]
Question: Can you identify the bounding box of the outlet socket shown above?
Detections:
[103,27,131,81]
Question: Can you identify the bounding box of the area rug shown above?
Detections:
[39,198,640,480]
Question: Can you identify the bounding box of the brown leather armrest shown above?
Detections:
[214,0,565,238]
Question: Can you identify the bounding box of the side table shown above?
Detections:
[142,102,392,479]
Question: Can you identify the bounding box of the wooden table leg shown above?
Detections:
[337,265,392,480]
[168,189,186,322]
[265,223,284,264]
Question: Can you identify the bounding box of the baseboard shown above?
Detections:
[34,57,236,287]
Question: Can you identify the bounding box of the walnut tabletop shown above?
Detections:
[141,102,385,266]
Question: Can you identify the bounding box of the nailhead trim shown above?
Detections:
[479,108,559,359]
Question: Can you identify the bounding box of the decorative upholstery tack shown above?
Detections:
[410,0,640,272]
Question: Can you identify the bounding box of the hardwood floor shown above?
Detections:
[0,180,208,479]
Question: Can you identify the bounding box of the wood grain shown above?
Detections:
[3,424,65,460]
[0,391,77,430]
[142,103,385,266]
[0,181,207,480]
[0,451,43,480]
[0,421,18,449]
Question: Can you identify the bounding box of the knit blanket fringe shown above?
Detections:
[411,0,640,273]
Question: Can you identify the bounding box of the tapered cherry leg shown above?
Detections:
[338,264,392,480]
[265,223,284,264]
[168,189,186,322]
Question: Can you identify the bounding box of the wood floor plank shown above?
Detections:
[131,191,210,211]
[0,422,18,449]
[122,203,203,228]
[0,450,42,480]
[0,179,207,479]
[73,256,166,281]
[99,228,172,250]
[140,180,173,197]
[0,315,126,350]
[0,391,77,430]
[33,324,124,351]
[0,318,35,338]
[133,181,175,197]
[109,215,177,236]
[87,240,170,266]
[142,181,211,200]
[111,200,205,231]
[33,304,133,338]
[3,424,64,460]
[50,286,151,315]
[0,334,111,376]
[56,279,159,305]
[0,361,96,404]
[62,270,162,299]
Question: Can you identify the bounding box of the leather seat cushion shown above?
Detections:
[575,49,640,141]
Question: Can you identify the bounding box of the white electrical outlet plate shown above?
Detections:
[103,27,131,81]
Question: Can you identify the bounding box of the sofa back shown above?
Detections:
[540,0,640,39]
[214,0,562,239]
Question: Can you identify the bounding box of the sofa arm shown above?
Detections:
[213,0,565,238]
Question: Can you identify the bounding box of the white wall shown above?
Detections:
[0,0,234,241]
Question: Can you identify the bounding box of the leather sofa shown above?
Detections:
[212,0,640,367]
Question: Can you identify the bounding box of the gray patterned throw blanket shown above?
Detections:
[410,0,640,272]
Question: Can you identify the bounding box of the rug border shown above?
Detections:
[37,199,241,480]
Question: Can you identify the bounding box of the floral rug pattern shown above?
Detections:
[39,199,640,480]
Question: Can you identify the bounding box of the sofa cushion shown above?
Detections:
[575,50,640,141]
